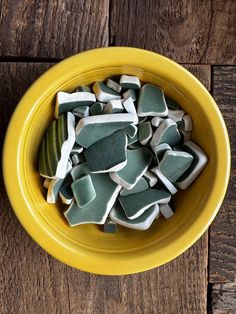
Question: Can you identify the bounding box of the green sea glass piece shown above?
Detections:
[158,150,194,183]
[75,113,138,148]
[175,141,208,190]
[110,202,160,230]
[122,125,137,138]
[71,153,80,166]
[59,183,74,205]
[103,218,117,233]
[138,121,153,145]
[164,95,179,110]
[152,143,172,163]
[39,112,75,179]
[92,82,121,102]
[120,177,148,196]
[137,84,168,117]
[120,75,141,90]
[64,163,121,226]
[150,167,178,194]
[103,100,124,114]
[72,106,90,118]
[71,174,96,207]
[143,170,158,187]
[71,143,83,154]
[55,91,95,117]
[150,118,181,148]
[127,132,139,145]
[75,86,91,93]
[118,188,171,219]
[90,102,104,116]
[84,131,127,173]
[123,89,137,101]
[106,78,122,93]
[47,178,65,203]
[109,147,153,190]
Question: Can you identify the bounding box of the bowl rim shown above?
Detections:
[2,47,231,275]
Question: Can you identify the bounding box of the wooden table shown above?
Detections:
[0,1,235,313]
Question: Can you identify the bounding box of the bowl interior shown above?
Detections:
[4,48,229,274]
[23,68,213,248]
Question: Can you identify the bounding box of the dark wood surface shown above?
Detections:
[211,283,236,314]
[0,1,235,313]
[110,0,236,64]
[209,66,236,284]
[0,0,109,58]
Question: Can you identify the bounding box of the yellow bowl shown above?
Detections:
[3,47,230,275]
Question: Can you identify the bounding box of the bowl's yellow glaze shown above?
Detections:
[3,48,230,275]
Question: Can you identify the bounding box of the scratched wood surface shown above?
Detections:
[0,0,235,313]
[0,0,235,63]
[211,283,236,314]
[209,67,236,284]
[0,63,209,314]
[110,0,236,64]
[0,0,109,58]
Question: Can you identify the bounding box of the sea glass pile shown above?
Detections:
[39,75,208,232]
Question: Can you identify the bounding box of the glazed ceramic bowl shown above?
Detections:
[3,48,230,275]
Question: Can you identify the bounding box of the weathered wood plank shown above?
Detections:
[211,283,236,314]
[209,66,236,283]
[0,0,109,58]
[184,64,211,90]
[110,0,236,64]
[0,63,209,313]
[66,233,208,314]
[0,63,73,314]
[0,63,54,161]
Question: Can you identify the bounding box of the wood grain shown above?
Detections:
[0,63,54,163]
[0,63,72,314]
[183,64,211,90]
[66,233,208,314]
[211,283,236,314]
[110,0,236,64]
[209,66,236,283]
[0,63,210,314]
[0,0,109,58]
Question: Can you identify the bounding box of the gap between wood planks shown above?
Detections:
[207,65,214,314]
[0,55,235,67]
[0,56,236,71]
[0,56,62,63]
